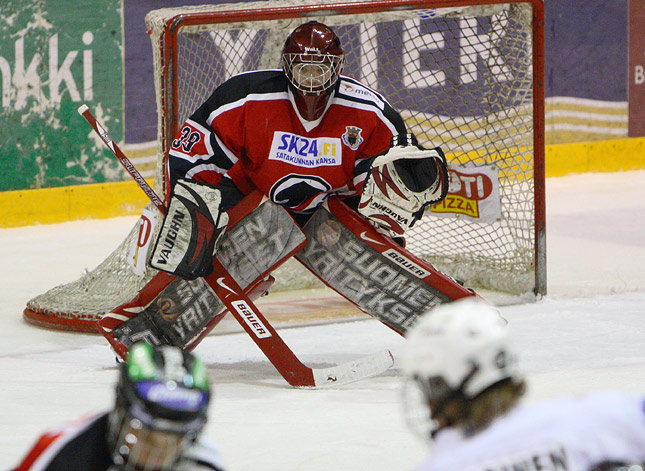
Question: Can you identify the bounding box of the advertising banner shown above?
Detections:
[0,1,123,191]
[629,0,645,136]
[429,163,501,223]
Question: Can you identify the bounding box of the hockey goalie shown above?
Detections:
[98,21,477,371]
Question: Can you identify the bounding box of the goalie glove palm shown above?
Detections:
[150,179,228,280]
[358,134,448,236]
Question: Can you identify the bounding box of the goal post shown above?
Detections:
[24,0,545,332]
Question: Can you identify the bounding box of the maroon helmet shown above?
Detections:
[281,21,345,120]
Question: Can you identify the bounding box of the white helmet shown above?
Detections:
[402,298,519,403]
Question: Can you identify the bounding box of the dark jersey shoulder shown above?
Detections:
[336,75,407,134]
[42,413,112,471]
[206,69,288,109]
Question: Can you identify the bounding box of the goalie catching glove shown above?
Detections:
[358,134,448,236]
[150,179,228,280]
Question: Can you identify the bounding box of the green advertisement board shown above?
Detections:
[0,1,123,191]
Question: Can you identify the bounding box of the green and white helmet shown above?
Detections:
[107,342,210,470]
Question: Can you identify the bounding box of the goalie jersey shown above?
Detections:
[168,69,407,214]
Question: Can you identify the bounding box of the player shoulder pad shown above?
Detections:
[336,77,387,110]
[211,69,288,107]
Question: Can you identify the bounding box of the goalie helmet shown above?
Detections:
[402,298,521,436]
[281,21,345,121]
[107,342,210,471]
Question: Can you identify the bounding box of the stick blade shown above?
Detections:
[309,350,394,388]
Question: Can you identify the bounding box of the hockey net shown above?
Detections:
[24,0,544,332]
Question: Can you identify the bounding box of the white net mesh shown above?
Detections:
[25,0,542,328]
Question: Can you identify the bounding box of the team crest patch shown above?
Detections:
[342,126,364,150]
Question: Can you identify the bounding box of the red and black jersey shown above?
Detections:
[12,410,225,471]
[169,70,407,213]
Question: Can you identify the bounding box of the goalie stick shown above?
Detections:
[78,104,394,388]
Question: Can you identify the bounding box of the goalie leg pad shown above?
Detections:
[99,200,307,357]
[297,198,476,334]
[150,179,228,280]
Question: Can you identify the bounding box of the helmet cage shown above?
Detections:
[420,362,480,407]
[111,412,194,471]
[403,363,480,440]
[109,387,207,471]
[282,52,344,94]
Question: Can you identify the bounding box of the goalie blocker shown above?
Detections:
[99,196,306,357]
[150,179,228,280]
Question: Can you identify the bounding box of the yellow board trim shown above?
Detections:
[546,136,645,177]
[0,180,152,228]
[1,137,644,228]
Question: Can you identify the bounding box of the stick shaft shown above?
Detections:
[206,259,315,386]
[77,105,166,215]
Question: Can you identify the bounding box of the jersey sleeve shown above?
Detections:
[348,87,408,193]
[168,104,237,189]
[168,72,277,207]
[12,411,110,471]
[12,430,64,471]
[168,74,258,190]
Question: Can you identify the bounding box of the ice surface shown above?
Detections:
[1,171,644,470]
